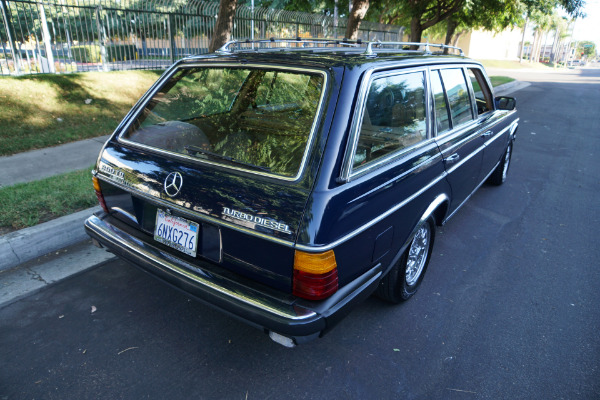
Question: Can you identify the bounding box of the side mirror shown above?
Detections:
[495,96,516,111]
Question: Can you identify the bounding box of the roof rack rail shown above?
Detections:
[216,37,361,53]
[364,41,464,56]
[215,38,464,57]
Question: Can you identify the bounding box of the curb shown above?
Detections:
[494,80,529,95]
[0,206,100,272]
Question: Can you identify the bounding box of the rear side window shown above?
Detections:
[439,68,473,127]
[353,71,427,168]
[430,70,451,135]
[122,67,325,178]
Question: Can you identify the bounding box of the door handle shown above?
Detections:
[482,130,494,137]
[445,153,460,164]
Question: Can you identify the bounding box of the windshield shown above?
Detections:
[122,66,325,178]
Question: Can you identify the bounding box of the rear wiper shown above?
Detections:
[184,145,271,172]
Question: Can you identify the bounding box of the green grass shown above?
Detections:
[0,70,163,156]
[0,166,97,232]
[489,76,515,87]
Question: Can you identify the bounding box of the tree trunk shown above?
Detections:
[344,0,369,40]
[409,16,423,50]
[443,18,458,54]
[209,0,238,53]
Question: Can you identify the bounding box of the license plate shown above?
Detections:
[154,209,199,257]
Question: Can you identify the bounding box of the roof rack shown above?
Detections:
[215,37,464,57]
[364,41,465,56]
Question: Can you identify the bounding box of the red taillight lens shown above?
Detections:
[292,250,338,300]
[92,175,109,213]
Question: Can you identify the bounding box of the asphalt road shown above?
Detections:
[1,67,599,400]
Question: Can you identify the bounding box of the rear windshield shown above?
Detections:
[121,66,325,178]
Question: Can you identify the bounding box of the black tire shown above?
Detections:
[376,218,435,303]
[488,141,513,185]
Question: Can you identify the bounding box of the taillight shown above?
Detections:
[92,175,109,213]
[292,250,338,300]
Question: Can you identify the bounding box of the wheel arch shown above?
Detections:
[381,193,449,278]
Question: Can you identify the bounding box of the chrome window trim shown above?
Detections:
[117,63,329,182]
[339,66,432,183]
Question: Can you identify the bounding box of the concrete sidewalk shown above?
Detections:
[0,134,110,188]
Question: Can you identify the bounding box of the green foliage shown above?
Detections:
[577,41,597,58]
[106,45,138,62]
[71,45,102,63]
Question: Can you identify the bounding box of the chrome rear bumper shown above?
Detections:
[84,213,381,345]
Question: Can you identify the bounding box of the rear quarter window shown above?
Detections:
[353,70,427,169]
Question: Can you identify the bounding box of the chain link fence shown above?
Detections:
[0,0,404,75]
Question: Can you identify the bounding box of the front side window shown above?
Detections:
[439,68,473,127]
[122,67,325,178]
[353,71,427,169]
[467,67,494,115]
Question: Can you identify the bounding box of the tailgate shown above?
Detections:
[95,141,310,292]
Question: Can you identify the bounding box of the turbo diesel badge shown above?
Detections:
[222,207,292,235]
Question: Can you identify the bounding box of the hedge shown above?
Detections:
[70,45,101,63]
[70,44,137,63]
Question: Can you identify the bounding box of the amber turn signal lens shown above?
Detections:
[92,175,109,213]
[293,249,337,274]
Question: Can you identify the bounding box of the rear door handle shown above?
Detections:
[445,153,460,164]
[482,130,494,137]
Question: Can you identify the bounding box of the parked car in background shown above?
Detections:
[85,39,519,347]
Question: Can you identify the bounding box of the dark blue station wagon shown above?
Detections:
[85,39,519,347]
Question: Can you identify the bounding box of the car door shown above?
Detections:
[465,66,511,181]
[431,67,483,215]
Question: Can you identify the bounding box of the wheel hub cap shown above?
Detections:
[405,224,430,286]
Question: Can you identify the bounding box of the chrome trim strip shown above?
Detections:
[117,63,329,182]
[85,215,316,321]
[443,158,500,224]
[296,170,448,252]
[482,124,511,147]
[445,142,486,175]
[95,174,297,249]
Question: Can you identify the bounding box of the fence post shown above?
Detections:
[94,6,108,71]
[167,13,176,63]
[38,1,56,73]
[0,0,22,74]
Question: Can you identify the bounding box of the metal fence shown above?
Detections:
[0,0,404,76]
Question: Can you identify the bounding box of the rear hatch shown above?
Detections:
[94,62,330,292]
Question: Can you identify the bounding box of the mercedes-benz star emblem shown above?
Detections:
[164,172,183,197]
